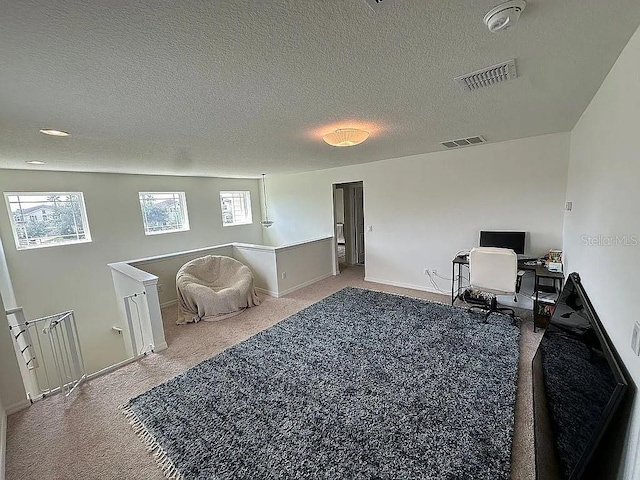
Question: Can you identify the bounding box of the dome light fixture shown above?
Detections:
[39,129,70,137]
[323,128,369,147]
[484,0,526,33]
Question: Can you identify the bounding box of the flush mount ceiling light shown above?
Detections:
[322,128,370,147]
[39,129,69,137]
[26,160,46,165]
[484,0,526,32]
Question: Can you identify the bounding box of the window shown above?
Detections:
[220,191,252,226]
[5,193,92,250]
[139,192,189,235]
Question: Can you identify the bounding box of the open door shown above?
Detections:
[333,181,365,270]
[333,186,346,271]
[353,185,365,264]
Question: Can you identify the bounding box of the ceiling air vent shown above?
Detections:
[455,59,517,91]
[441,136,487,149]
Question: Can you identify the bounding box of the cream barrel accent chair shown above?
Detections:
[176,255,261,324]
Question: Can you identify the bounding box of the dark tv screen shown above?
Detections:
[532,273,628,479]
[479,231,526,254]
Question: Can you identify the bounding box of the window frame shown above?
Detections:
[138,191,190,236]
[4,192,93,251]
[219,191,253,227]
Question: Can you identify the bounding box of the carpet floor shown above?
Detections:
[5,265,543,479]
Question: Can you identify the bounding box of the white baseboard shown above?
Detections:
[278,273,333,297]
[162,275,334,305]
[4,400,30,417]
[255,287,279,298]
[1,407,6,480]
[82,344,163,383]
[364,276,447,297]
[153,341,168,352]
[86,353,151,382]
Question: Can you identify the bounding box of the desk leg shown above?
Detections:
[451,262,456,305]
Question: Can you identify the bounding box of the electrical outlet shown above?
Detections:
[157,283,163,292]
[632,322,640,355]
[431,269,438,276]
[281,272,287,280]
[423,268,429,275]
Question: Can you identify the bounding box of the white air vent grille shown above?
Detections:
[441,136,487,149]
[455,59,517,91]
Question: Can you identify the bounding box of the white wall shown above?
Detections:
[0,170,262,374]
[232,245,279,296]
[1,396,5,480]
[0,237,16,309]
[0,304,26,414]
[564,23,640,480]
[275,237,334,295]
[263,133,569,295]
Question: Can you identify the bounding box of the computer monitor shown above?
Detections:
[479,231,526,255]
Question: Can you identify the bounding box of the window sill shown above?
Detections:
[223,222,253,227]
[143,228,190,236]
[16,238,93,251]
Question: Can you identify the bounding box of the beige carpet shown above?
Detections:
[5,265,542,479]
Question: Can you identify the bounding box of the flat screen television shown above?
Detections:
[532,272,628,479]
[479,231,526,254]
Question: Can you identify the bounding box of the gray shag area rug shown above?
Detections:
[123,287,520,480]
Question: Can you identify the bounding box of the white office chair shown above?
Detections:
[467,247,522,322]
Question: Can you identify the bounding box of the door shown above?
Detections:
[354,185,365,264]
[333,186,347,269]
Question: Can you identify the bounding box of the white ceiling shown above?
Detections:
[1,0,639,178]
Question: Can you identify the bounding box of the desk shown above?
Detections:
[451,255,564,328]
[533,266,564,331]
[451,255,537,305]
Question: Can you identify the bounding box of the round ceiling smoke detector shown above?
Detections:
[484,0,526,33]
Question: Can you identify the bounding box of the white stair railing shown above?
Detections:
[7,308,87,400]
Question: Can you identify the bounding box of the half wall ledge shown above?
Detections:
[108,236,335,356]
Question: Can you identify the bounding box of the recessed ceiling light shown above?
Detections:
[26,161,46,165]
[39,129,69,137]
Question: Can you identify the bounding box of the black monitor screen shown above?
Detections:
[479,231,526,254]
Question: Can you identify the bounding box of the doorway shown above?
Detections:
[333,181,365,273]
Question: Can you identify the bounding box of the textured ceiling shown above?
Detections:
[1,0,640,178]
